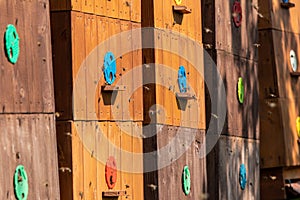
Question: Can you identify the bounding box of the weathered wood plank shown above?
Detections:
[131,0,141,22]
[207,136,260,200]
[0,114,60,199]
[82,0,94,13]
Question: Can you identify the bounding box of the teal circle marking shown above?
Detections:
[103,51,117,85]
[178,66,187,93]
[5,24,20,64]
[14,165,28,200]
[237,77,244,104]
[182,165,191,195]
[239,164,247,190]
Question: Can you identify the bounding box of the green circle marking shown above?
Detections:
[14,165,28,200]
[238,77,244,104]
[5,24,20,64]
[182,165,191,195]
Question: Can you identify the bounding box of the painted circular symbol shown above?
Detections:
[174,0,182,5]
[178,66,187,93]
[14,165,28,200]
[290,50,298,72]
[237,77,244,104]
[239,164,247,190]
[103,52,117,85]
[182,165,191,195]
[5,24,20,64]
[105,156,117,189]
[296,117,300,138]
[232,1,242,27]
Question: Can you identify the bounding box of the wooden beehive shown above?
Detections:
[202,0,259,199]
[258,0,300,198]
[50,0,144,198]
[0,0,60,199]
[142,0,205,129]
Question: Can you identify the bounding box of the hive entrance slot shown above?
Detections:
[102,190,126,197]
[172,5,192,14]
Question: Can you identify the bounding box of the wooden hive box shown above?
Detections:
[56,121,143,199]
[0,0,60,199]
[143,124,206,200]
[50,11,143,121]
[142,0,205,129]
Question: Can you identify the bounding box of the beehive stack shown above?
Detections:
[50,0,144,199]
[202,0,260,199]
[258,0,300,198]
[0,0,60,199]
[141,0,207,199]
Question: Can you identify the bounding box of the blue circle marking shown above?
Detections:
[103,51,117,85]
[178,66,187,93]
[239,164,247,190]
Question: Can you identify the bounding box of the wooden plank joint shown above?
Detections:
[172,6,192,14]
[281,2,295,8]
[102,190,127,197]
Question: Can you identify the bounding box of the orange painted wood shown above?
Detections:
[82,0,94,13]
[131,0,141,22]
[120,21,134,121]
[154,0,163,28]
[72,122,84,199]
[106,0,119,18]
[97,16,111,121]
[72,12,87,120]
[132,23,143,121]
[83,122,97,199]
[119,0,131,20]
[85,14,99,120]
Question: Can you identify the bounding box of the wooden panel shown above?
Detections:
[83,122,97,199]
[157,125,206,199]
[50,12,73,120]
[82,0,94,13]
[153,0,163,28]
[207,136,260,200]
[215,0,258,60]
[259,98,285,168]
[85,14,99,120]
[260,168,285,200]
[72,12,87,120]
[132,122,143,200]
[97,16,111,120]
[260,0,300,34]
[119,0,131,20]
[106,0,119,18]
[96,122,108,200]
[0,114,59,199]
[120,21,134,121]
[132,23,143,121]
[131,0,141,22]
[272,30,300,99]
[0,0,54,114]
[50,0,69,11]
[279,98,300,167]
[71,0,82,11]
[95,0,106,15]
[108,18,123,121]
[217,51,259,139]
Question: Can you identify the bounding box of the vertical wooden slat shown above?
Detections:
[83,122,97,199]
[85,14,99,120]
[82,0,94,13]
[132,122,143,200]
[71,0,82,11]
[132,23,143,121]
[153,0,163,28]
[131,0,141,22]
[120,122,133,200]
[120,21,133,121]
[106,0,119,18]
[72,12,87,120]
[97,16,111,120]
[119,0,131,20]
[96,121,108,199]
[72,122,84,199]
